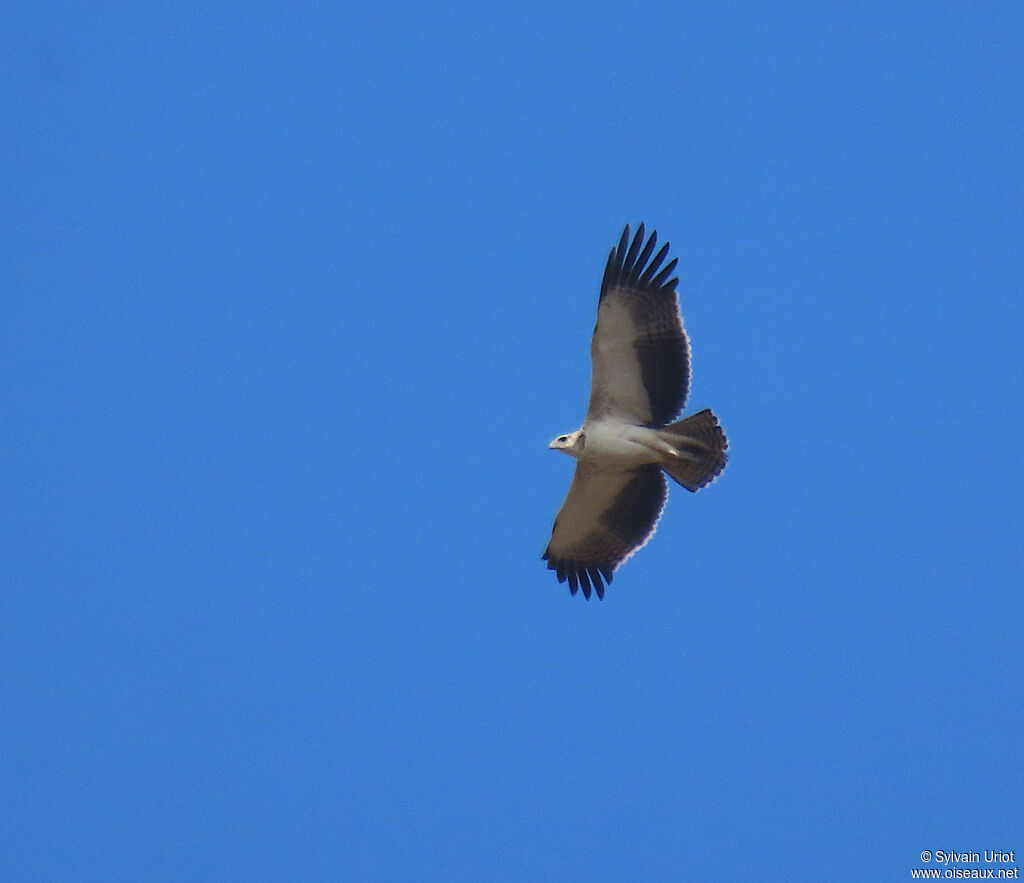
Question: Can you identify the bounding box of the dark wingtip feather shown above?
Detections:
[621,223,646,277]
[586,567,607,601]
[601,223,679,300]
[577,567,593,599]
[634,231,657,276]
[638,242,670,284]
[616,225,630,260]
[651,256,678,288]
[600,246,617,293]
[543,555,613,600]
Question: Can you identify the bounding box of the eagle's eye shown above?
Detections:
[558,436,568,443]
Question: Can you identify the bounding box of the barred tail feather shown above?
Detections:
[659,409,728,491]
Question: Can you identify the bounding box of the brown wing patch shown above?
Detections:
[588,224,690,426]
[542,464,667,599]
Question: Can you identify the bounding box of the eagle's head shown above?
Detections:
[549,429,585,457]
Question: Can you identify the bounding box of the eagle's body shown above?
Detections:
[571,419,675,466]
[542,224,728,599]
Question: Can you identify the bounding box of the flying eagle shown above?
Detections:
[542,224,728,599]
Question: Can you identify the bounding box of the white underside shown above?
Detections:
[578,419,671,467]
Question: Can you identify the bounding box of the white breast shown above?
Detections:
[581,419,664,467]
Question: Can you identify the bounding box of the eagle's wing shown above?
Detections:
[586,224,690,427]
[542,463,667,599]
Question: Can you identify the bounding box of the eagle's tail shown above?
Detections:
[658,409,728,491]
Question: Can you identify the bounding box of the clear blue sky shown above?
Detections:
[3,2,1022,880]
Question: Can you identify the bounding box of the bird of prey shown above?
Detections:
[542,224,727,599]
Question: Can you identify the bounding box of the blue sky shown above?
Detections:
[3,1,1022,879]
